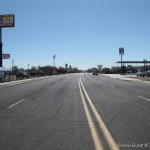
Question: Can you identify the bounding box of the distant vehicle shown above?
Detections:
[93,71,98,76]
[147,70,150,77]
[136,69,147,77]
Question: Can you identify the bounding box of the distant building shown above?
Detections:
[69,65,72,70]
[116,60,150,72]
[65,64,68,69]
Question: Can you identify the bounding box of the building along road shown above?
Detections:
[0,73,150,150]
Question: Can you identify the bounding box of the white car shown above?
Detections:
[147,70,150,77]
[136,69,147,77]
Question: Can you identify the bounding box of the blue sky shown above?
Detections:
[1,0,150,70]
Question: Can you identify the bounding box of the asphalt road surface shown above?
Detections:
[0,73,150,150]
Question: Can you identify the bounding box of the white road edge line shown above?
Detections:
[8,99,26,108]
[138,96,150,102]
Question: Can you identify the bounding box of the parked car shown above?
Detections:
[0,72,5,80]
[136,69,147,77]
[16,71,30,79]
[147,70,150,77]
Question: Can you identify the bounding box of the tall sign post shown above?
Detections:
[0,28,2,67]
[119,47,124,73]
[0,14,15,67]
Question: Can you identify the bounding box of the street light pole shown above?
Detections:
[28,64,30,73]
[12,60,14,71]
[53,54,56,67]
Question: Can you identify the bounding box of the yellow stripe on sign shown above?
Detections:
[79,77,119,150]
[78,78,104,150]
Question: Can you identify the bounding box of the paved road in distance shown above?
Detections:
[0,73,150,150]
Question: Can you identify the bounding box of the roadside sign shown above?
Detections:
[0,14,15,27]
[2,54,10,59]
[119,47,124,55]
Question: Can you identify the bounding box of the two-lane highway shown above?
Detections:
[0,73,150,150]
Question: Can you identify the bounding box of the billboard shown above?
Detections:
[0,14,15,27]
[2,54,10,59]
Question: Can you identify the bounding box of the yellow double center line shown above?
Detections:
[78,77,119,150]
